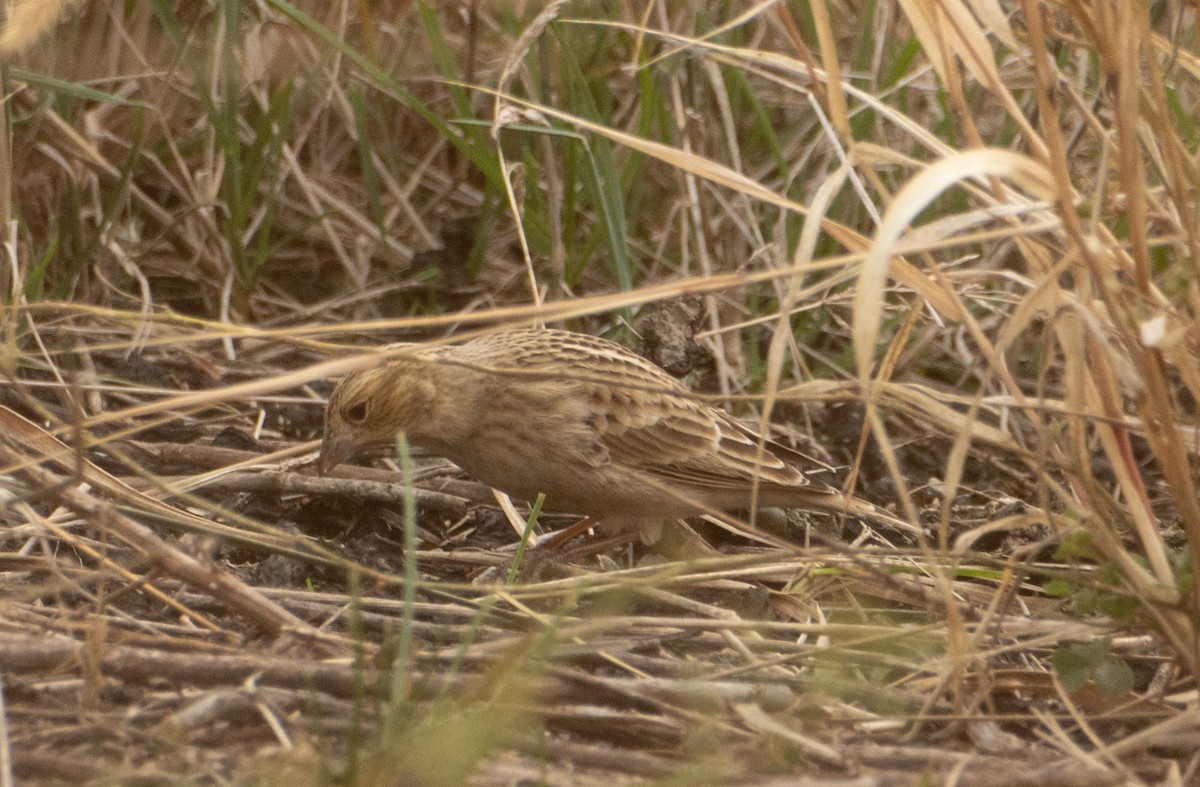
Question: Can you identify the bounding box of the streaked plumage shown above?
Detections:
[319,328,905,534]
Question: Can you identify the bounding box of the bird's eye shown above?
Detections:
[345,401,368,423]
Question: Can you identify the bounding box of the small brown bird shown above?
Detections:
[319,328,909,536]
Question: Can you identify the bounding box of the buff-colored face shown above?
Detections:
[317,360,435,473]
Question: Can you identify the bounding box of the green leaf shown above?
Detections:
[1092,658,1134,695]
[1051,647,1092,692]
[1054,529,1095,560]
[1072,638,1113,664]
[9,67,151,108]
[1042,579,1075,598]
[1096,594,1138,621]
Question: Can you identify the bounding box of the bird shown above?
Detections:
[318,327,912,539]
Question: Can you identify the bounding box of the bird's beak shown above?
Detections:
[317,433,354,476]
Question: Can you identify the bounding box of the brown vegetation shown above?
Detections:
[0,1,1198,784]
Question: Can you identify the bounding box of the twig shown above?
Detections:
[0,441,324,642]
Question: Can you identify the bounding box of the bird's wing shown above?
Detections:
[587,385,830,491]
[449,328,838,493]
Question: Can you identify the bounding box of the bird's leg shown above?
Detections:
[530,517,719,574]
[504,517,610,581]
[538,516,598,550]
[552,531,640,567]
[471,516,603,583]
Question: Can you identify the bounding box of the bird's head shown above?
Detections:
[317,357,438,474]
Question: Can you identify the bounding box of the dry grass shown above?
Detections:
[1,1,1198,784]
